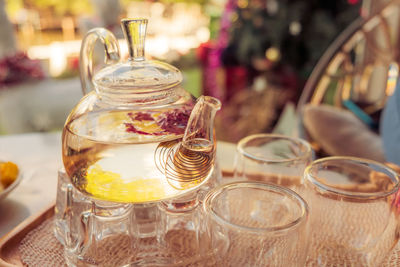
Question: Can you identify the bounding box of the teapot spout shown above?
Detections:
[155,96,221,188]
[182,96,221,151]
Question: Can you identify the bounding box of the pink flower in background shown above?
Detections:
[0,52,45,87]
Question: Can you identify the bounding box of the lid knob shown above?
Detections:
[122,18,148,61]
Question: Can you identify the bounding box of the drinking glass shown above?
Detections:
[233,134,312,191]
[203,181,309,266]
[302,156,400,266]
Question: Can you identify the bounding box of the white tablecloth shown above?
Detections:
[0,132,236,238]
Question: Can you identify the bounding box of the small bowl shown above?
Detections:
[0,171,22,201]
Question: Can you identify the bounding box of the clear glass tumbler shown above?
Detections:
[302,156,400,266]
[233,134,312,191]
[203,181,309,266]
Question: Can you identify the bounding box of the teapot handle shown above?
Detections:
[79,28,120,95]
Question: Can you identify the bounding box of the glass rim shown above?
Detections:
[237,134,312,164]
[203,181,309,234]
[305,156,400,200]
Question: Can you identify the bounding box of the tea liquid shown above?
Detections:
[62,111,210,203]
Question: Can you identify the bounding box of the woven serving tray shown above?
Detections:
[2,173,400,267]
[2,204,400,267]
[0,203,55,267]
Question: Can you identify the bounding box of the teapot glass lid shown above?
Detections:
[93,19,183,91]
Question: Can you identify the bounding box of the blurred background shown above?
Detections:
[0,0,372,142]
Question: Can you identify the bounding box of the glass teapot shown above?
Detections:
[62,19,221,204]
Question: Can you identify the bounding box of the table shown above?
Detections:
[0,131,236,238]
[0,78,82,134]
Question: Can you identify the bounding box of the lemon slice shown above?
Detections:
[135,120,164,134]
[85,164,167,203]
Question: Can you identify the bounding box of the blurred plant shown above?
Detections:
[5,0,23,17]
[7,0,93,16]
[121,0,210,6]
[0,52,45,87]
[221,0,362,83]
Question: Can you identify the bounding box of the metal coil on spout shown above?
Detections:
[155,139,215,187]
[155,139,179,175]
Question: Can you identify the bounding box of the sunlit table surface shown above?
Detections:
[0,131,236,238]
